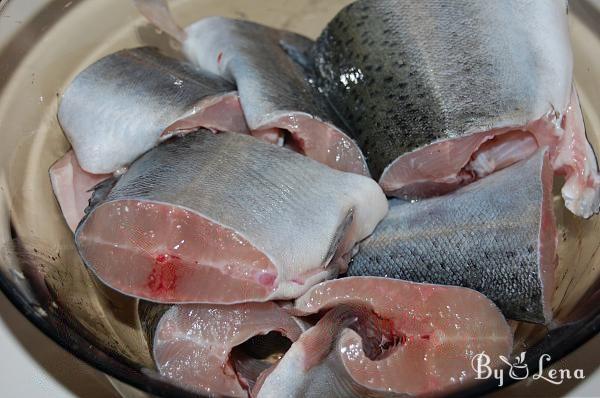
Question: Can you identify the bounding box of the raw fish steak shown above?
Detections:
[256,277,513,397]
[349,149,556,324]
[148,302,302,397]
[58,47,248,174]
[75,131,387,304]
[134,0,369,175]
[314,0,600,218]
[49,150,110,232]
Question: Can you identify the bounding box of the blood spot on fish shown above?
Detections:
[376,316,405,352]
[258,272,276,287]
[217,52,223,64]
[147,253,179,295]
[420,334,431,340]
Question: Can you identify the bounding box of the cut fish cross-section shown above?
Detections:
[75,131,387,304]
[256,277,513,397]
[313,0,600,218]
[134,0,370,175]
[349,149,557,324]
[147,302,303,397]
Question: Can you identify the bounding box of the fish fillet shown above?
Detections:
[314,0,600,218]
[349,149,557,324]
[256,277,513,397]
[150,302,302,397]
[58,47,248,174]
[75,131,387,304]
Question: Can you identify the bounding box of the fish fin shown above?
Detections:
[279,33,316,73]
[133,0,187,43]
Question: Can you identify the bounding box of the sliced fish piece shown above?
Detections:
[183,17,368,175]
[49,150,111,232]
[58,46,248,174]
[134,0,369,175]
[349,149,557,324]
[314,0,600,218]
[144,302,302,397]
[75,131,387,304]
[256,277,513,397]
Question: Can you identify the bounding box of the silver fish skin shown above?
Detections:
[58,47,247,174]
[75,131,387,304]
[348,149,557,324]
[180,17,369,176]
[314,0,600,218]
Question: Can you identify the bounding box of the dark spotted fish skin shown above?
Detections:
[348,150,557,324]
[313,0,571,178]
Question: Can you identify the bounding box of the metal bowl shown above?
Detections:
[0,0,599,396]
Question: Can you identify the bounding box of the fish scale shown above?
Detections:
[177,16,370,175]
[314,0,564,177]
[181,17,317,119]
[312,0,600,219]
[348,149,556,324]
[75,131,387,304]
[58,47,248,174]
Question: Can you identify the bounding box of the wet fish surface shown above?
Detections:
[134,0,369,175]
[58,47,248,174]
[348,149,557,324]
[313,0,600,218]
[255,277,512,397]
[183,17,370,174]
[75,131,387,304]
[145,302,302,397]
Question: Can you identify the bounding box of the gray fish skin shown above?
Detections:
[185,17,322,128]
[348,149,557,324]
[181,17,369,175]
[75,131,387,303]
[314,0,571,179]
[58,47,246,174]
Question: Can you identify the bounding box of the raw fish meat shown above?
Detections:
[134,1,369,175]
[75,131,387,304]
[147,302,302,397]
[313,0,600,218]
[58,47,248,174]
[348,149,557,324]
[256,277,512,397]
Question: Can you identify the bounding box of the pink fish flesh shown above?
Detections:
[256,277,513,397]
[153,302,303,397]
